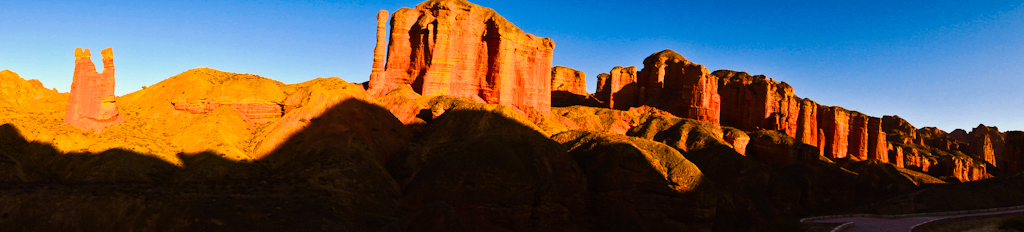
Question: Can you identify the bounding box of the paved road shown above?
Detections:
[804,208,1024,232]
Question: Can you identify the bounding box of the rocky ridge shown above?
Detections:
[0,0,1023,231]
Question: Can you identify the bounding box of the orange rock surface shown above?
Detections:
[550,66,589,107]
[715,70,799,136]
[818,106,849,159]
[636,50,721,125]
[550,66,586,95]
[867,117,888,162]
[370,0,555,116]
[970,124,1004,167]
[597,66,638,110]
[797,98,819,146]
[64,47,126,132]
[848,112,869,160]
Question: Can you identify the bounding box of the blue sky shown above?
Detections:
[2,0,1023,132]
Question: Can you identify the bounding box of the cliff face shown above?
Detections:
[596,66,638,110]
[369,0,555,116]
[636,50,721,125]
[715,70,799,136]
[818,106,850,159]
[550,66,586,96]
[64,47,126,132]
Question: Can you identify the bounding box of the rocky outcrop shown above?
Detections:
[867,117,888,162]
[370,0,555,116]
[949,129,970,143]
[595,66,638,110]
[918,127,963,152]
[970,124,1004,167]
[937,155,988,182]
[368,10,389,90]
[723,127,750,156]
[550,66,587,95]
[64,47,126,132]
[848,112,869,160]
[1002,131,1024,175]
[0,70,63,108]
[715,70,799,136]
[882,115,919,145]
[636,50,721,125]
[797,98,819,147]
[550,66,589,107]
[746,130,821,168]
[155,68,288,121]
[888,144,905,168]
[818,106,849,159]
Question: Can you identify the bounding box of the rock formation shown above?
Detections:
[158,68,288,122]
[797,99,818,146]
[882,115,919,145]
[889,145,905,168]
[970,124,1004,167]
[1002,131,1024,175]
[636,50,721,125]
[949,129,970,143]
[867,117,888,162]
[369,0,555,116]
[723,127,750,155]
[368,9,389,90]
[715,70,799,136]
[595,66,638,110]
[550,66,586,95]
[848,112,870,160]
[818,106,849,159]
[64,47,126,132]
[550,66,589,107]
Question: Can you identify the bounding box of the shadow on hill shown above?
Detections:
[0,96,616,232]
[0,98,416,231]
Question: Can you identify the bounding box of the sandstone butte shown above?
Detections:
[367,0,554,116]
[555,46,999,182]
[2,0,1024,231]
[64,47,126,133]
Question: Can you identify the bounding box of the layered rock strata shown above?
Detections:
[970,124,1005,167]
[596,66,638,110]
[867,117,888,162]
[550,66,586,96]
[64,47,126,132]
[818,106,850,159]
[369,0,555,115]
[848,112,870,160]
[715,70,798,136]
[636,50,721,125]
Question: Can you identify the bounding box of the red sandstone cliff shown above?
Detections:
[368,0,554,116]
[714,70,799,136]
[867,117,888,162]
[636,50,721,125]
[1003,131,1024,175]
[597,66,638,110]
[818,106,850,159]
[970,124,1005,167]
[550,66,586,96]
[848,112,870,160]
[64,47,126,132]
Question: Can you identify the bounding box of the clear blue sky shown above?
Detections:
[2,0,1023,132]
